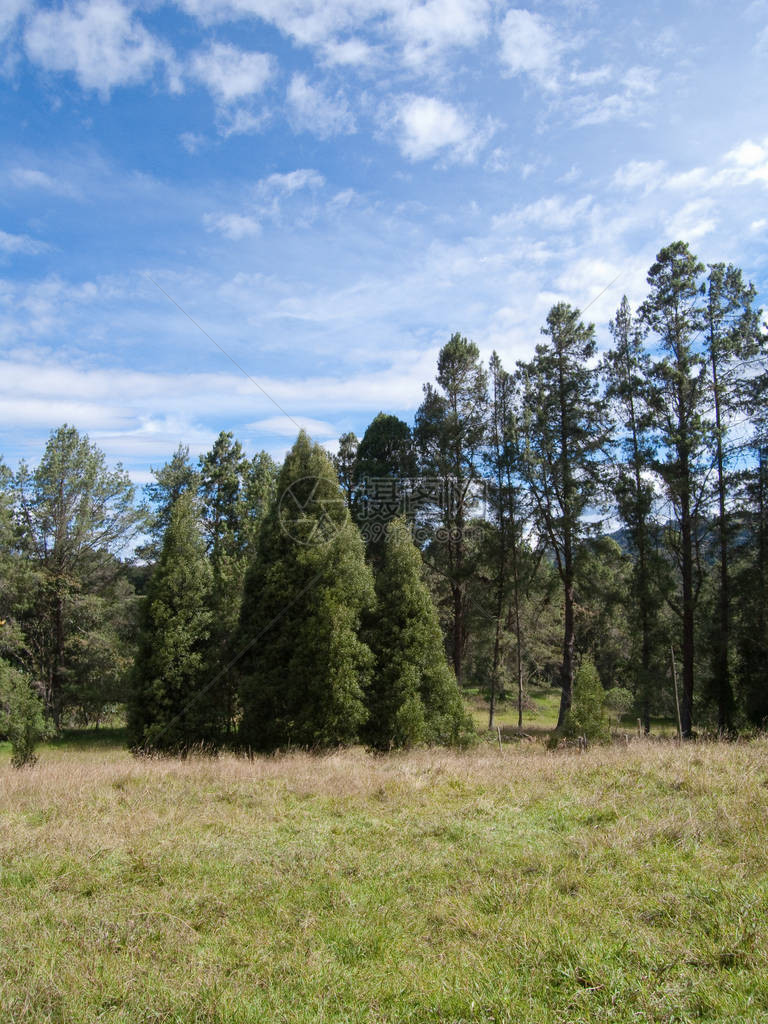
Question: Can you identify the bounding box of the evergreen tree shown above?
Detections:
[14,425,143,727]
[199,432,250,738]
[364,518,473,750]
[333,432,359,509]
[128,490,214,751]
[483,352,535,730]
[603,296,669,730]
[562,656,608,744]
[639,242,711,737]
[702,263,762,730]
[354,413,417,555]
[238,431,374,751]
[140,443,200,563]
[518,304,609,728]
[415,334,488,684]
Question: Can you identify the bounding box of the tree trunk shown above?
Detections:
[680,498,695,738]
[52,586,65,731]
[557,554,575,729]
[711,356,732,731]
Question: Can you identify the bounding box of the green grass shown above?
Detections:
[2,736,768,1022]
[469,684,576,736]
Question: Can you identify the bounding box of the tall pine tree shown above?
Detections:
[518,304,609,728]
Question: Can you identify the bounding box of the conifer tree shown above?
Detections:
[415,334,488,684]
[363,518,473,749]
[639,242,711,737]
[354,412,417,560]
[702,264,761,730]
[237,431,374,751]
[128,490,214,751]
[603,296,669,730]
[518,304,609,729]
[198,432,275,738]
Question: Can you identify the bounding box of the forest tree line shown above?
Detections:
[1,240,767,755]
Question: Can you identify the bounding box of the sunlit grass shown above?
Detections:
[2,735,768,1022]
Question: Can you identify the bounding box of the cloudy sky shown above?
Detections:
[2,0,767,482]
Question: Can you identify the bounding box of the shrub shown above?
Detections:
[562,657,608,744]
[604,686,634,725]
[0,660,52,767]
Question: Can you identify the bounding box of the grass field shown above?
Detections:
[2,732,768,1023]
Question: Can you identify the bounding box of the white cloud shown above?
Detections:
[286,74,355,138]
[258,168,325,194]
[204,212,262,240]
[555,257,623,320]
[498,8,561,91]
[175,0,491,73]
[570,66,611,87]
[492,194,593,233]
[622,65,658,96]
[0,0,31,43]
[24,0,179,96]
[572,65,659,127]
[666,199,718,241]
[612,160,666,193]
[247,415,337,437]
[0,229,49,254]
[727,139,765,167]
[189,42,273,104]
[321,36,373,66]
[393,94,492,163]
[392,0,490,69]
[179,131,206,154]
[217,106,270,136]
[9,167,80,197]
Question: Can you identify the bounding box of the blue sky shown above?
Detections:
[1,0,767,483]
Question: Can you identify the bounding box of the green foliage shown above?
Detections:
[140,443,200,562]
[604,686,634,720]
[333,431,359,507]
[364,518,474,749]
[562,657,608,743]
[518,304,609,728]
[198,433,277,738]
[0,659,51,767]
[238,431,375,751]
[415,333,488,683]
[12,425,144,726]
[128,491,214,752]
[354,413,417,552]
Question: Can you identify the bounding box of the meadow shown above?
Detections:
[2,725,768,1024]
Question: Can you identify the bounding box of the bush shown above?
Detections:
[604,686,634,724]
[562,657,608,744]
[0,660,52,767]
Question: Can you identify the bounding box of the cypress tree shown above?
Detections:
[128,490,214,751]
[364,518,473,750]
[237,431,374,751]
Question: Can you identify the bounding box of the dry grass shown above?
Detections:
[2,739,768,1022]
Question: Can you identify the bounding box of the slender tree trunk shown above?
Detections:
[52,585,65,731]
[680,492,695,738]
[630,411,653,735]
[710,355,732,731]
[489,613,501,730]
[513,588,524,730]
[557,537,575,728]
